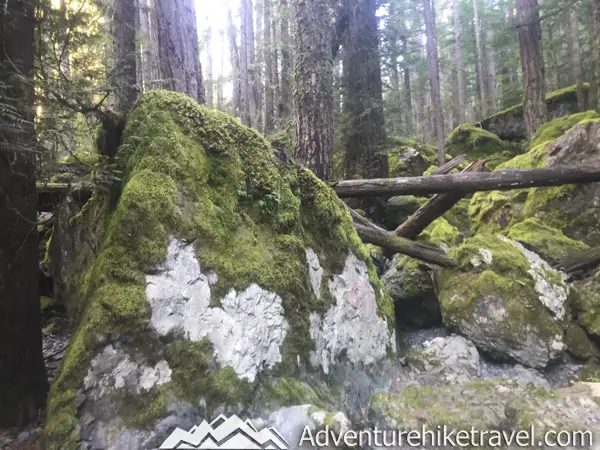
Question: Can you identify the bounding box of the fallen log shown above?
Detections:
[333,165,600,198]
[555,247,600,278]
[394,159,487,239]
[430,154,467,175]
[354,223,457,267]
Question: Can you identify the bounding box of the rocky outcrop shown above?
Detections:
[369,379,600,449]
[44,91,396,450]
[439,234,569,368]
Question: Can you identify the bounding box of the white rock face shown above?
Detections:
[470,248,493,267]
[305,248,323,300]
[145,238,289,382]
[499,235,569,321]
[309,252,393,374]
[83,345,171,400]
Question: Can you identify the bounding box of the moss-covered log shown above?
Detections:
[333,165,600,198]
[354,223,456,267]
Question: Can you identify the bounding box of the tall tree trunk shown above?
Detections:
[516,0,548,138]
[254,0,264,131]
[0,0,49,427]
[486,26,497,110]
[245,0,260,128]
[228,9,243,118]
[567,4,587,112]
[401,36,414,136]
[595,0,600,111]
[113,0,137,112]
[423,0,445,165]
[140,0,160,90]
[264,0,275,132]
[271,8,280,121]
[389,45,402,135]
[240,0,252,124]
[292,0,334,179]
[155,0,205,103]
[453,0,465,124]
[279,0,293,120]
[205,27,214,107]
[218,28,225,110]
[473,0,488,118]
[342,0,387,178]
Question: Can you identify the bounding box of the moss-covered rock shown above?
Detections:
[387,136,439,177]
[446,124,519,162]
[438,234,568,368]
[564,322,600,361]
[368,379,600,438]
[382,195,427,230]
[418,217,463,249]
[45,91,396,450]
[479,84,591,141]
[507,218,589,265]
[573,273,600,340]
[530,110,599,150]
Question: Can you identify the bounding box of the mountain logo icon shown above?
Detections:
[159,414,289,449]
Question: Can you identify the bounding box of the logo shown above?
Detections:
[159,414,289,449]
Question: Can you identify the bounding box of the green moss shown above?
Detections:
[423,165,439,176]
[46,90,395,447]
[507,218,588,264]
[387,136,439,176]
[41,296,56,311]
[418,217,463,248]
[530,111,600,149]
[446,125,508,159]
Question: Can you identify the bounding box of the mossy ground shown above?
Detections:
[45,91,395,448]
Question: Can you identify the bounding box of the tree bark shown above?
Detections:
[205,27,214,107]
[218,28,225,110]
[228,9,242,118]
[515,0,548,138]
[595,0,600,111]
[292,0,334,180]
[354,224,457,267]
[140,0,160,90]
[473,0,488,118]
[264,0,275,132]
[155,0,205,103]
[453,0,465,124]
[113,0,137,112]
[333,165,600,198]
[423,0,445,165]
[0,0,49,427]
[240,0,252,124]
[401,36,414,136]
[567,4,587,112]
[279,0,293,120]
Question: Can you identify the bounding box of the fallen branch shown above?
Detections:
[354,223,457,267]
[394,159,487,239]
[333,165,600,198]
[555,247,600,277]
[37,182,93,211]
[430,154,467,175]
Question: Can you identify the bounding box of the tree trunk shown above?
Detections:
[140,0,160,90]
[354,224,457,267]
[0,0,49,427]
[401,36,414,136]
[515,0,547,138]
[254,0,264,131]
[155,0,205,103]
[453,0,465,124]
[218,28,225,110]
[205,27,214,107]
[567,4,587,112]
[279,0,293,121]
[333,165,600,198]
[245,0,260,127]
[240,0,252,124]
[113,0,137,112]
[486,26,497,109]
[264,0,275,132]
[342,0,388,178]
[228,9,243,118]
[292,0,334,180]
[423,0,445,166]
[595,0,600,111]
[271,9,280,121]
[473,0,488,118]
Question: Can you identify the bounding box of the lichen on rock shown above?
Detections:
[45,90,396,449]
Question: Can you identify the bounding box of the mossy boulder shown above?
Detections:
[387,136,439,177]
[446,124,520,163]
[479,84,591,141]
[45,91,396,450]
[382,195,427,229]
[573,272,600,340]
[564,322,600,361]
[418,217,463,250]
[381,255,440,330]
[507,218,589,265]
[438,234,569,368]
[469,118,600,244]
[368,379,600,439]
